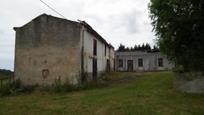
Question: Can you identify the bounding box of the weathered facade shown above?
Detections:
[115,51,173,72]
[14,14,114,86]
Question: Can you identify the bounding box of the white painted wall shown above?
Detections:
[116,51,173,71]
[82,27,114,76]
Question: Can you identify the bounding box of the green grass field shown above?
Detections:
[0,71,204,115]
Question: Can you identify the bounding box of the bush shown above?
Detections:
[0,74,110,96]
[172,65,185,73]
[0,79,21,96]
[0,79,36,97]
[0,84,12,96]
[52,78,77,93]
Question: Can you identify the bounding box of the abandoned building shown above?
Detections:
[14,14,115,86]
[115,51,173,72]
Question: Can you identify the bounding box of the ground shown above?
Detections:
[0,71,204,115]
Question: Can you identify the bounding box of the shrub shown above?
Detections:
[0,79,22,96]
[172,65,185,73]
[0,84,12,96]
[0,74,110,96]
[0,79,36,96]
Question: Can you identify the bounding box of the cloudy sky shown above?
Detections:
[0,0,155,70]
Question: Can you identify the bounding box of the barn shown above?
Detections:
[14,14,114,86]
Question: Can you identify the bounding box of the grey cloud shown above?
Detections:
[0,29,4,34]
[0,0,155,70]
[126,10,141,34]
[0,58,14,70]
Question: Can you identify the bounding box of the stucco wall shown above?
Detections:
[109,47,115,71]
[83,30,106,72]
[14,14,81,86]
[115,51,173,72]
[83,29,114,80]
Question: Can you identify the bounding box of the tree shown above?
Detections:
[145,43,151,51]
[149,0,204,71]
[152,45,160,52]
[117,44,126,51]
[141,43,145,51]
[134,45,138,51]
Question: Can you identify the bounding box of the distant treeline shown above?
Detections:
[0,69,13,78]
[117,43,160,52]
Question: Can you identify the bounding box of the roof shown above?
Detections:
[14,13,114,49]
[116,51,161,56]
[77,20,114,49]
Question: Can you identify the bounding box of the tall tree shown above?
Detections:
[134,45,138,51]
[149,0,204,71]
[117,44,125,51]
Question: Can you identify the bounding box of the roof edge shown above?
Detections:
[13,14,114,49]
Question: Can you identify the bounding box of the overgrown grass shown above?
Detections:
[0,75,109,96]
[0,71,204,115]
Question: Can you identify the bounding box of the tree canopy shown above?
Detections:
[117,43,159,52]
[149,0,204,71]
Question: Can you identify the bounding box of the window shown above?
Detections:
[105,45,106,56]
[42,69,49,79]
[118,59,123,68]
[138,58,143,67]
[158,58,163,67]
[93,39,97,56]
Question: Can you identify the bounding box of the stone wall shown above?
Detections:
[14,14,81,86]
[174,72,204,93]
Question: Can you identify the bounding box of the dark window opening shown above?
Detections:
[42,69,49,79]
[106,59,110,72]
[158,58,163,67]
[93,39,97,56]
[118,59,123,67]
[93,59,97,81]
[138,58,143,67]
[105,45,107,56]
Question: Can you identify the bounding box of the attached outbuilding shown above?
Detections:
[14,14,114,86]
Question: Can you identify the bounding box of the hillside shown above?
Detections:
[0,72,204,115]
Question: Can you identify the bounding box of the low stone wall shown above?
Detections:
[174,72,204,93]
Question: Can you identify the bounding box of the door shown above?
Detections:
[106,59,110,72]
[127,60,133,72]
[92,39,97,80]
[92,58,97,81]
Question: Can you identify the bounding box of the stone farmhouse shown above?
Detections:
[14,14,114,86]
[115,51,173,72]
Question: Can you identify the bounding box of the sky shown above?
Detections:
[0,0,155,70]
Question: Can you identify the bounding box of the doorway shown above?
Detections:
[92,59,97,81]
[106,59,110,72]
[92,39,97,81]
[127,60,133,72]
